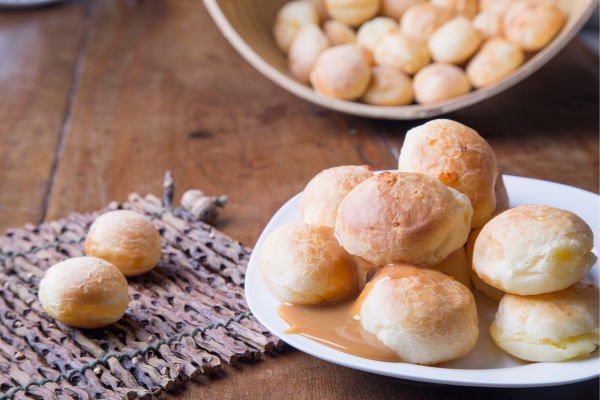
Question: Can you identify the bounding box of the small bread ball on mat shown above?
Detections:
[490,281,599,362]
[301,165,373,227]
[310,44,371,100]
[335,171,473,267]
[259,223,358,305]
[85,210,162,277]
[374,31,430,75]
[359,266,479,365]
[398,119,498,228]
[428,17,482,64]
[473,205,597,296]
[467,37,524,88]
[412,63,471,104]
[503,0,564,51]
[325,0,381,27]
[274,1,320,54]
[400,2,452,41]
[288,23,330,82]
[360,65,414,106]
[38,257,129,329]
[323,20,356,45]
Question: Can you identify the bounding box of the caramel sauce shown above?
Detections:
[277,228,424,362]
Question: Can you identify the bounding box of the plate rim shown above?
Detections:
[245,174,600,387]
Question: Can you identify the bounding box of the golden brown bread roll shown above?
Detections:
[412,63,471,104]
[301,165,374,227]
[360,266,479,365]
[400,2,452,41]
[473,205,597,296]
[85,210,162,277]
[325,0,381,27]
[273,1,320,54]
[38,257,129,329]
[259,223,358,304]
[398,119,498,228]
[430,0,478,19]
[433,246,471,288]
[360,65,414,106]
[466,37,524,88]
[490,281,599,362]
[381,0,420,19]
[374,32,431,75]
[503,0,564,51]
[356,16,398,54]
[288,23,330,82]
[472,10,504,40]
[335,171,473,267]
[427,17,482,65]
[323,20,356,45]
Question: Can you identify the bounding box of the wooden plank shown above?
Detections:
[0,2,88,233]
[44,0,396,246]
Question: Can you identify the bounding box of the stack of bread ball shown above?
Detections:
[259,119,599,365]
[38,210,162,329]
[274,0,565,105]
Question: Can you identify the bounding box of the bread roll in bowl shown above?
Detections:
[398,119,498,228]
[310,44,371,100]
[466,226,505,301]
[490,281,599,362]
[85,210,162,277]
[301,165,374,227]
[356,17,398,54]
[360,66,414,106]
[374,32,430,75]
[503,0,564,51]
[430,0,477,19]
[479,0,514,14]
[323,20,356,45]
[259,223,358,305]
[412,63,471,104]
[467,38,524,88]
[400,2,451,41]
[273,1,320,54]
[360,266,479,365]
[335,172,473,267]
[472,10,503,40]
[433,247,471,288]
[325,0,380,27]
[381,0,420,19]
[288,23,330,82]
[473,205,597,296]
[38,257,129,329]
[427,17,482,65]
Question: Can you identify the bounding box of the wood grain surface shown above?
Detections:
[0,0,598,398]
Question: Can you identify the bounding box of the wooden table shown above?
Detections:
[0,0,598,398]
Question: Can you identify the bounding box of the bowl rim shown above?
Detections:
[204,0,599,120]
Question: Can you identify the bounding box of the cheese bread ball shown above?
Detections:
[490,281,599,362]
[336,172,473,267]
[38,257,129,329]
[433,247,471,288]
[301,165,374,227]
[274,1,320,54]
[325,0,381,27]
[356,17,398,55]
[360,267,478,365]
[259,223,358,304]
[413,63,471,104]
[323,20,356,45]
[503,0,564,51]
[428,17,482,64]
[400,2,451,41]
[466,226,505,301]
[310,44,371,100]
[374,32,430,75]
[480,0,515,13]
[85,210,162,277]
[472,10,504,40]
[467,38,524,88]
[288,23,330,82]
[398,119,498,228]
[360,65,414,106]
[381,0,420,19]
[431,0,477,19]
[473,205,597,296]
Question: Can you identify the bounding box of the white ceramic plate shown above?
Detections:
[245,174,600,387]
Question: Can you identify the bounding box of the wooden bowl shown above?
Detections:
[204,0,598,120]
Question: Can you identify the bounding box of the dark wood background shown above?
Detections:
[0,0,598,398]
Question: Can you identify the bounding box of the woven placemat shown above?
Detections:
[0,175,282,399]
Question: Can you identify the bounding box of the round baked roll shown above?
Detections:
[430,0,477,19]
[325,0,381,27]
[466,38,524,88]
[398,119,498,228]
[259,223,358,305]
[412,63,471,104]
[381,0,420,19]
[273,1,320,54]
[466,225,505,301]
[323,20,356,45]
[301,165,373,227]
[360,65,414,106]
[472,10,504,40]
[335,171,473,267]
[490,281,599,362]
[473,205,597,296]
[427,17,482,65]
[503,0,564,51]
[374,32,430,75]
[288,23,329,82]
[360,266,478,365]
[356,17,398,54]
[433,246,471,288]
[400,2,452,41]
